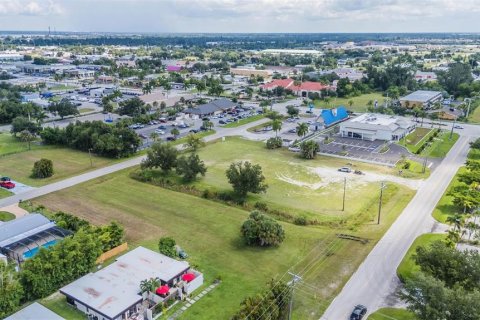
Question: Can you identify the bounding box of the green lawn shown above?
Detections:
[0,211,15,221]
[467,101,480,123]
[368,307,417,320]
[0,145,121,187]
[193,137,415,224]
[397,233,447,282]
[314,92,385,113]
[49,84,77,91]
[425,131,459,158]
[33,142,414,319]
[222,114,265,128]
[432,167,465,223]
[0,133,42,156]
[40,295,85,320]
[78,108,95,113]
[395,160,430,179]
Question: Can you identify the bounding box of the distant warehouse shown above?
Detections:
[399,90,443,109]
[339,113,415,141]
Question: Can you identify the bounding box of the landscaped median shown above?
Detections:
[399,127,459,158]
[221,114,265,128]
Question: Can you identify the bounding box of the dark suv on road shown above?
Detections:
[350,305,367,320]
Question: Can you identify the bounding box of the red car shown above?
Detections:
[0,181,15,189]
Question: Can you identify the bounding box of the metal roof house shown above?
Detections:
[60,246,203,320]
[339,113,415,141]
[0,213,71,264]
[4,302,64,320]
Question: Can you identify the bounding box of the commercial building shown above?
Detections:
[184,98,236,116]
[261,78,332,97]
[339,113,415,141]
[0,214,71,264]
[399,90,443,109]
[60,246,203,320]
[230,67,271,78]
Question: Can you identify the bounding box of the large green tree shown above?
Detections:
[241,211,285,247]
[48,99,80,119]
[176,153,207,182]
[0,262,24,319]
[437,62,473,96]
[226,161,268,200]
[141,142,178,173]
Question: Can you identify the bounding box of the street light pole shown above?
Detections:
[449,116,456,140]
[287,272,302,320]
[342,177,347,211]
[377,182,386,225]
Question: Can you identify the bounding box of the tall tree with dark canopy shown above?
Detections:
[141,142,178,173]
[226,161,268,200]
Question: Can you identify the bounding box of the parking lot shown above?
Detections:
[319,136,410,166]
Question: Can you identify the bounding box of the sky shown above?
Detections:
[1,0,480,33]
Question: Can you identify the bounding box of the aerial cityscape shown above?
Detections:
[0,1,480,320]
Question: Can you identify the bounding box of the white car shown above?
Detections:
[155,130,165,135]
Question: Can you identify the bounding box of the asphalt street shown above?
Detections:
[320,124,478,319]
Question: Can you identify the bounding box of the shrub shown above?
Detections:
[158,237,176,258]
[402,161,411,169]
[266,137,282,149]
[31,158,53,178]
[254,201,269,211]
[241,211,285,247]
[294,215,308,226]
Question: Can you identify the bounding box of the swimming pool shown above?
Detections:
[23,239,58,259]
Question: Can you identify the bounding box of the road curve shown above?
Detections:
[321,133,473,319]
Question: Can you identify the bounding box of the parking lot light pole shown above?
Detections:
[378,182,387,225]
[342,177,347,211]
[449,116,456,140]
[88,148,93,167]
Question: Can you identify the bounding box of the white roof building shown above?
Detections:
[5,302,64,320]
[339,113,415,141]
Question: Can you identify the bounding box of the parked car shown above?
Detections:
[288,128,297,133]
[0,181,15,189]
[158,125,167,130]
[139,133,147,139]
[338,167,352,173]
[454,125,464,129]
[159,117,167,123]
[189,129,199,133]
[219,120,227,124]
[155,130,165,135]
[1,176,11,182]
[350,305,367,320]
[166,136,176,141]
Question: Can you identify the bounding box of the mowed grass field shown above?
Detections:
[432,167,466,223]
[194,137,415,223]
[0,134,121,187]
[32,138,415,319]
[314,92,385,113]
[368,307,417,320]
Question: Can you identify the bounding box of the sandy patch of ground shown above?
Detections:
[0,203,28,218]
[276,163,424,190]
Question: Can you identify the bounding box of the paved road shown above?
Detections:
[0,118,271,208]
[321,126,477,319]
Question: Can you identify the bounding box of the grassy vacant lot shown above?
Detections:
[0,211,15,221]
[314,92,385,113]
[397,233,447,282]
[368,307,417,320]
[33,141,415,319]
[0,144,120,187]
[194,137,414,224]
[0,133,42,155]
[222,114,265,128]
[432,167,465,223]
[78,108,95,113]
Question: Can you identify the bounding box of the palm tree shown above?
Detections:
[202,120,213,131]
[296,123,309,138]
[35,111,48,125]
[446,213,465,233]
[271,119,282,137]
[19,130,35,151]
[348,100,354,109]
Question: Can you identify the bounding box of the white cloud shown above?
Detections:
[0,0,63,16]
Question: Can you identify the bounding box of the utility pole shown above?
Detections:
[342,177,347,211]
[449,116,456,140]
[377,182,387,225]
[465,98,472,119]
[422,156,428,173]
[287,272,302,320]
[88,148,93,167]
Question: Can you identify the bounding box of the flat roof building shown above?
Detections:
[5,302,64,320]
[339,113,415,141]
[399,90,443,109]
[185,98,236,116]
[60,246,203,320]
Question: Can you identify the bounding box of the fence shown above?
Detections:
[96,242,128,264]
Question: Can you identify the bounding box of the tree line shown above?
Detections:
[40,120,140,158]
